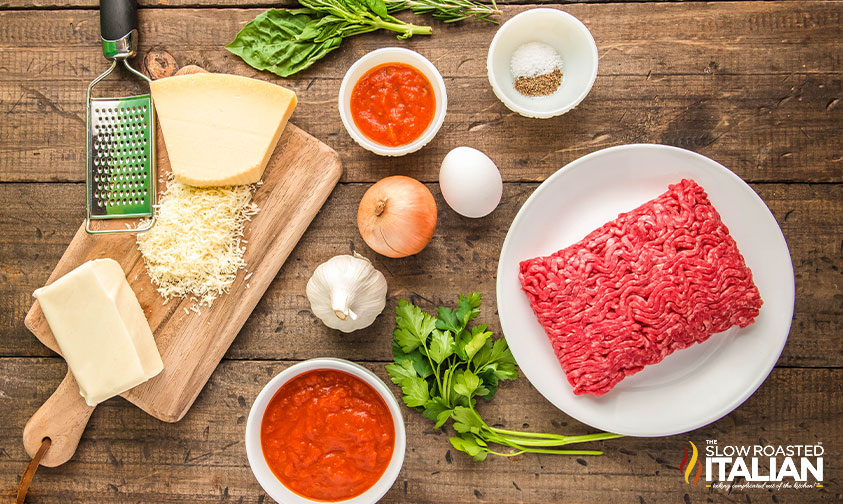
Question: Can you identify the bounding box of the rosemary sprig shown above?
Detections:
[387,0,501,23]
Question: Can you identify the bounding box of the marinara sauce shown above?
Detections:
[260,369,395,501]
[350,63,436,147]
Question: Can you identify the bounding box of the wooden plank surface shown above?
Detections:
[0,359,840,503]
[1,182,841,367]
[0,0,841,502]
[0,0,805,8]
[1,3,842,183]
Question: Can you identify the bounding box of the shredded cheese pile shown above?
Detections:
[137,178,259,308]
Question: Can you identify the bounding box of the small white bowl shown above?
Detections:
[245,358,406,504]
[487,8,599,118]
[338,47,447,156]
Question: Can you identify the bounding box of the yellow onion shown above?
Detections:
[357,176,437,258]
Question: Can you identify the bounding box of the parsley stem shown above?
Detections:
[427,354,443,398]
[479,422,623,451]
[444,361,456,407]
[515,448,605,456]
[488,428,624,444]
[487,426,570,439]
[491,436,609,448]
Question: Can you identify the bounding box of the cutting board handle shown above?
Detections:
[23,371,95,467]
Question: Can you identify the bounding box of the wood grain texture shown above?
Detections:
[2,182,840,367]
[1,0,841,501]
[22,85,342,435]
[1,3,841,183]
[0,0,800,9]
[22,371,94,467]
[1,358,840,503]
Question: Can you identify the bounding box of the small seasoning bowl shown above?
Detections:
[245,358,407,504]
[338,47,448,156]
[487,8,598,119]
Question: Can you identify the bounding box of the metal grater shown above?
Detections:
[85,0,156,234]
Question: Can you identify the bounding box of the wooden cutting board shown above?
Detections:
[22,66,342,467]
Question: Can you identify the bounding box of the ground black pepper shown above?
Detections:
[513,68,563,97]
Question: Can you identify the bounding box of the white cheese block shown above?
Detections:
[150,73,298,187]
[33,259,164,406]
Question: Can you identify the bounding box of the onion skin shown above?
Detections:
[357,176,437,258]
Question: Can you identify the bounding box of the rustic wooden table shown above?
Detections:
[1,0,841,502]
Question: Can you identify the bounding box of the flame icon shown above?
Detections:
[679,441,703,486]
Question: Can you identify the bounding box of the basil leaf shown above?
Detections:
[225,9,342,77]
[363,0,389,18]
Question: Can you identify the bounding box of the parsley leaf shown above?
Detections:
[386,360,430,407]
[462,324,490,361]
[476,370,498,400]
[453,369,481,399]
[393,340,433,379]
[450,434,489,462]
[474,338,518,381]
[422,397,452,429]
[451,406,484,434]
[394,299,437,353]
[456,292,482,325]
[428,329,455,364]
[435,306,461,333]
[386,294,621,462]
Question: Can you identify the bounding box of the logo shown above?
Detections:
[680,439,824,491]
[680,441,703,486]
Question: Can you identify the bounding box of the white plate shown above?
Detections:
[496,144,794,437]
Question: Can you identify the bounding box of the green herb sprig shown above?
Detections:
[385,293,623,461]
[226,0,499,77]
[386,0,500,23]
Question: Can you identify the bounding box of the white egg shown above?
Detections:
[438,147,503,218]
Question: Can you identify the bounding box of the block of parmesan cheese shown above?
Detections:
[33,259,164,406]
[150,73,297,187]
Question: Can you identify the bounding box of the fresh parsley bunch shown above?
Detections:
[386,293,623,461]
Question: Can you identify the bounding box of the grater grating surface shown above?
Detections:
[85,0,157,233]
[89,95,154,218]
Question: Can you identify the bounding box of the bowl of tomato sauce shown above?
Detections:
[246,358,406,503]
[339,47,447,156]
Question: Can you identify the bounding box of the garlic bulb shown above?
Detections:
[306,253,388,333]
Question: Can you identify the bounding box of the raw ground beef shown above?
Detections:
[518,179,762,396]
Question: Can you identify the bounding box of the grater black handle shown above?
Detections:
[100,0,138,42]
